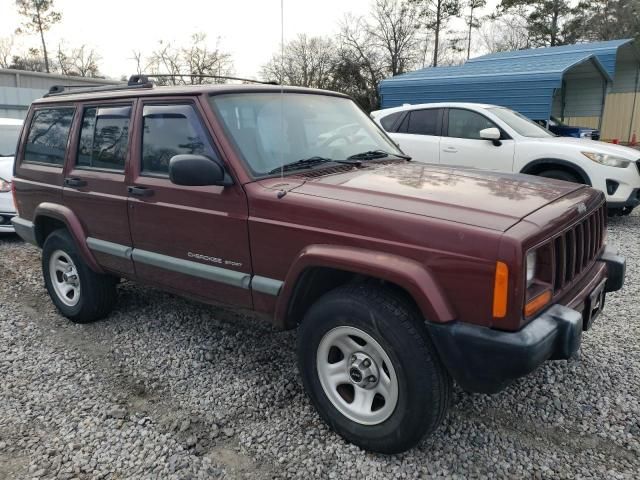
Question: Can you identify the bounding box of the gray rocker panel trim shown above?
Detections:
[87,237,132,259]
[251,275,284,296]
[86,237,283,295]
[132,249,252,289]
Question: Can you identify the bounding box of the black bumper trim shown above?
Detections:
[11,217,37,245]
[601,244,625,293]
[607,188,640,209]
[426,304,583,394]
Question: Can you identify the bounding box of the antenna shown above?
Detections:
[279,0,285,186]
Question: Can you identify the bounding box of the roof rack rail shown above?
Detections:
[44,75,153,97]
[137,73,278,85]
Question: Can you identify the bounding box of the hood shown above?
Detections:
[534,136,639,159]
[0,157,14,180]
[284,162,583,232]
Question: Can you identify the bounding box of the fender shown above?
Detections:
[520,158,592,186]
[34,203,104,273]
[274,244,456,329]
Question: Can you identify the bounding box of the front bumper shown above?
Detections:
[426,246,626,394]
[0,211,16,233]
[607,188,640,210]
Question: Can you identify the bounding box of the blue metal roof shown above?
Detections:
[467,39,634,79]
[379,52,610,119]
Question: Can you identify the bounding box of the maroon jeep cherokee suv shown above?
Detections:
[11,77,625,453]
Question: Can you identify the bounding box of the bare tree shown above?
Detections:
[146,34,233,85]
[368,0,421,76]
[8,47,47,71]
[55,42,101,77]
[261,34,337,88]
[15,0,61,73]
[0,36,16,68]
[479,12,531,53]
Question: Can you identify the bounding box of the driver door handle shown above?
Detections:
[443,147,458,153]
[127,186,154,197]
[64,177,87,187]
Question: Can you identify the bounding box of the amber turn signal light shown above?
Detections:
[492,261,509,318]
[524,290,552,317]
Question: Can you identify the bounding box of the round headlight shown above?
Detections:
[526,251,537,287]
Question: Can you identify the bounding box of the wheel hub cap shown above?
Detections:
[348,352,379,389]
[49,250,81,307]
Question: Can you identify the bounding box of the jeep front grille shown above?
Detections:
[552,204,606,292]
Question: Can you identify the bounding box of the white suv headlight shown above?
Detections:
[582,151,630,168]
[526,250,537,287]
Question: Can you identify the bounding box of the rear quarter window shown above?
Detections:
[23,107,75,166]
[379,112,404,132]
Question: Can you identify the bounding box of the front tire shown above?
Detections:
[42,229,117,323]
[297,284,451,453]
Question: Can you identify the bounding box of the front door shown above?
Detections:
[439,108,515,171]
[63,101,135,276]
[127,98,252,307]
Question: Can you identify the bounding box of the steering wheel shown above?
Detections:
[317,134,351,149]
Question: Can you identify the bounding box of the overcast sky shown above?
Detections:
[0,0,498,80]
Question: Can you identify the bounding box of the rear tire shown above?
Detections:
[536,169,581,184]
[42,229,117,323]
[297,284,451,453]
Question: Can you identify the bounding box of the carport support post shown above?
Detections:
[628,65,640,144]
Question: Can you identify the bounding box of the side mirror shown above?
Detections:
[479,127,502,146]
[169,154,233,187]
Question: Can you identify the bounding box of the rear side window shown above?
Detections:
[141,104,217,176]
[405,109,440,136]
[77,105,131,171]
[24,107,75,166]
[379,111,404,132]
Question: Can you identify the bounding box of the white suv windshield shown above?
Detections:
[488,107,554,138]
[209,93,400,176]
[0,123,22,156]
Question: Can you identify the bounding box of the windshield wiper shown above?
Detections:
[268,156,361,175]
[347,149,411,161]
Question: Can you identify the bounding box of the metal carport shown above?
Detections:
[379,51,611,123]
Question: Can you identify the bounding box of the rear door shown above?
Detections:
[14,106,75,219]
[387,108,442,164]
[62,101,136,276]
[127,97,252,307]
[439,108,515,171]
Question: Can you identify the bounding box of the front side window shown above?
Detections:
[141,104,217,176]
[209,93,401,177]
[24,107,75,165]
[77,105,131,171]
[447,109,497,140]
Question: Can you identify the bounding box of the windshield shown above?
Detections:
[209,93,401,177]
[0,123,22,156]
[488,107,554,138]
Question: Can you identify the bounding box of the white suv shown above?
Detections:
[372,103,640,215]
[0,118,23,233]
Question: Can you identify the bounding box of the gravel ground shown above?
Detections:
[1,212,639,480]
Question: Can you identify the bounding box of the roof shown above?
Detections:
[467,39,635,78]
[32,84,349,104]
[379,52,609,119]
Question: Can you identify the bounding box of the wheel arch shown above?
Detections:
[274,245,455,330]
[520,158,592,186]
[33,203,103,273]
